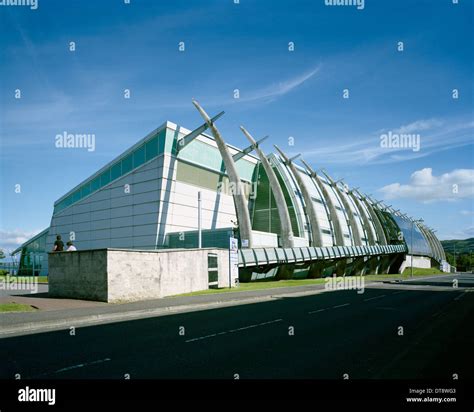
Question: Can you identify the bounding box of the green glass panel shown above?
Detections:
[72,190,81,203]
[111,162,122,180]
[81,182,91,197]
[91,176,101,192]
[146,136,158,161]
[100,169,111,186]
[133,145,146,168]
[122,154,133,175]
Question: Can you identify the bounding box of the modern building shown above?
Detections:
[12,111,448,280]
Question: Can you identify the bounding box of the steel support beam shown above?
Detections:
[300,158,344,246]
[177,111,225,151]
[192,100,253,248]
[349,190,376,244]
[321,171,362,246]
[273,148,323,246]
[356,190,387,245]
[232,135,268,162]
[240,126,294,248]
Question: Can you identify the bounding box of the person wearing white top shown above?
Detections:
[66,241,77,251]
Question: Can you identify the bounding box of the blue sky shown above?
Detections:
[0,0,473,251]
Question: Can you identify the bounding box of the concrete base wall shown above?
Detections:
[49,248,235,303]
[398,255,432,273]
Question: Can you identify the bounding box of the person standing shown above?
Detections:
[66,241,77,251]
[52,235,64,252]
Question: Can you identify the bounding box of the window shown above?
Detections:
[122,154,133,175]
[100,169,111,186]
[81,182,91,198]
[146,136,159,161]
[208,253,218,289]
[133,145,146,168]
[72,190,81,203]
[111,162,122,180]
[91,176,101,192]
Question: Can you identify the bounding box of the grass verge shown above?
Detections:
[401,267,443,276]
[176,271,446,297]
[0,303,37,313]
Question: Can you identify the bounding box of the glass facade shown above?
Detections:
[53,130,166,215]
[16,229,49,276]
[391,215,432,256]
[250,163,300,238]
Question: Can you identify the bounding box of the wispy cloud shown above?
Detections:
[301,117,474,165]
[0,228,43,253]
[438,226,474,241]
[393,118,443,134]
[378,168,474,203]
[239,65,321,103]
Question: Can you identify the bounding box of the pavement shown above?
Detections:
[0,280,343,337]
[0,273,472,379]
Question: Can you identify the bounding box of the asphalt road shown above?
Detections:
[1,274,473,379]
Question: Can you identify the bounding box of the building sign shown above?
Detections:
[229,237,239,287]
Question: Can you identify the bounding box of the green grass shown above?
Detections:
[0,275,48,283]
[401,267,443,276]
[175,270,446,297]
[176,278,327,296]
[0,303,37,313]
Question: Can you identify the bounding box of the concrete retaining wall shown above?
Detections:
[398,255,432,273]
[48,248,234,303]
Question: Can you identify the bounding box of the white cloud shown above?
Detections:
[439,226,474,240]
[394,118,443,134]
[460,210,474,216]
[379,168,474,203]
[0,229,41,254]
[302,117,473,165]
[242,65,321,102]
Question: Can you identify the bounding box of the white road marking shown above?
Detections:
[363,294,386,302]
[392,291,405,295]
[308,308,327,314]
[431,310,443,318]
[332,303,350,309]
[185,319,283,343]
[454,292,466,301]
[53,358,111,374]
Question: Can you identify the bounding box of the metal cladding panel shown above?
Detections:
[301,248,311,261]
[241,249,256,267]
[266,249,278,264]
[275,248,287,263]
[293,248,304,262]
[254,249,268,266]
[272,157,307,239]
[300,172,332,231]
[342,190,367,242]
[284,248,296,263]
